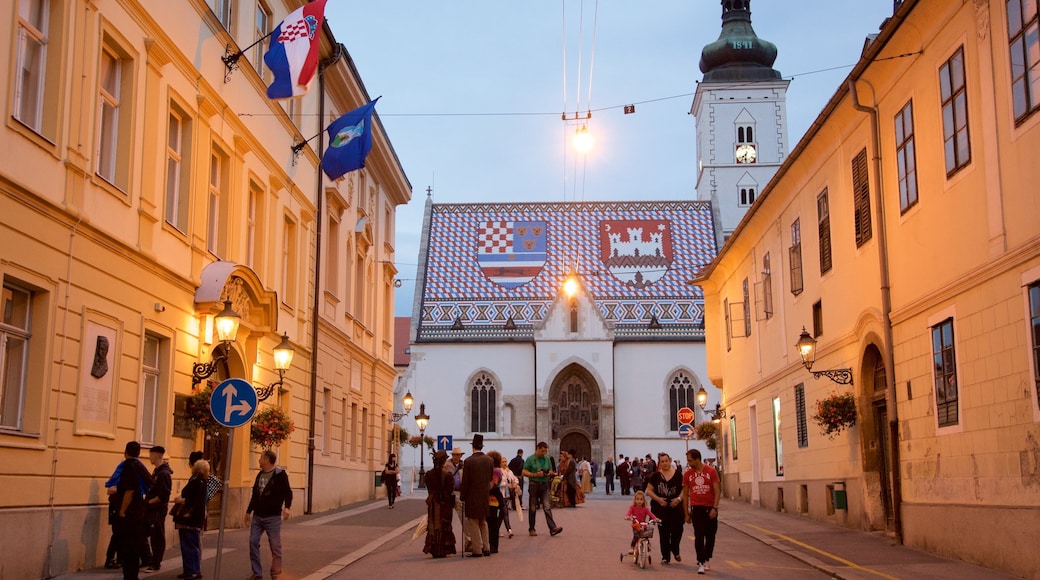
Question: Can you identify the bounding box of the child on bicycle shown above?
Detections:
[625,490,656,554]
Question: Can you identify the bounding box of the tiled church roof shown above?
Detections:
[416,200,716,341]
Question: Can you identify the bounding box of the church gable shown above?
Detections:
[416,200,715,342]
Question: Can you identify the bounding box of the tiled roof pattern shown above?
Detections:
[418,201,716,340]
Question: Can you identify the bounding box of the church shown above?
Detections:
[400,1,787,465]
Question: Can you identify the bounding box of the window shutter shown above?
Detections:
[852,149,872,247]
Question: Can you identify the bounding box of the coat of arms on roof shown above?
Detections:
[476,220,547,288]
[600,220,672,290]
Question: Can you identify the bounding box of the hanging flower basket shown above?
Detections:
[813,391,857,439]
[695,422,719,451]
[250,407,295,449]
[407,434,435,449]
[185,383,226,436]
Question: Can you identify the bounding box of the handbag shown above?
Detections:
[169,503,183,518]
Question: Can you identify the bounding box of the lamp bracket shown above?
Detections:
[811,368,854,385]
[255,369,286,402]
[192,350,229,388]
[390,412,409,422]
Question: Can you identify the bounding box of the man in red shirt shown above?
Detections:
[682,448,720,574]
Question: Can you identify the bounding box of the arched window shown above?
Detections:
[668,372,697,431]
[569,298,578,333]
[740,187,757,206]
[470,373,497,432]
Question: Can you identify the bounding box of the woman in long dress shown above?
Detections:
[646,453,685,565]
[423,450,457,558]
[580,457,593,494]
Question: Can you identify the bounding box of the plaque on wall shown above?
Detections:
[74,314,122,437]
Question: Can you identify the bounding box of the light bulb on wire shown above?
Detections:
[573,124,595,154]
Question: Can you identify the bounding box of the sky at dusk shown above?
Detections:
[323,1,897,316]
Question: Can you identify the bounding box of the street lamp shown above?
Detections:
[696,385,709,411]
[414,402,429,488]
[795,327,854,385]
[712,403,727,424]
[255,332,295,401]
[390,389,414,458]
[192,300,240,387]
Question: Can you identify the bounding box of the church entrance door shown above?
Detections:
[559,432,591,460]
[549,363,601,459]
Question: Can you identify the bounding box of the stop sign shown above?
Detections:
[677,406,695,425]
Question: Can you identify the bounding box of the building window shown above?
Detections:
[894,100,919,212]
[795,384,808,448]
[739,187,757,206]
[140,334,164,445]
[940,47,971,176]
[322,389,331,454]
[326,213,340,296]
[282,217,298,307]
[789,219,803,295]
[1008,0,1040,120]
[353,253,365,317]
[165,103,192,232]
[723,298,732,351]
[737,125,754,143]
[340,399,348,457]
[668,372,697,431]
[817,189,832,274]
[742,278,751,337]
[813,300,823,338]
[470,373,497,433]
[932,317,959,427]
[569,298,578,333]
[207,147,230,257]
[211,0,232,30]
[0,283,32,430]
[97,41,132,190]
[246,182,263,270]
[253,1,271,79]
[729,416,738,460]
[361,407,368,460]
[761,253,773,319]
[1029,282,1040,409]
[772,396,784,477]
[852,148,872,247]
[350,402,358,459]
[13,0,49,133]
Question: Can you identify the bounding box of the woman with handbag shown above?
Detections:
[383,453,399,509]
[172,459,209,580]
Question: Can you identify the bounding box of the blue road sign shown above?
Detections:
[436,435,452,451]
[210,378,258,428]
[678,423,696,440]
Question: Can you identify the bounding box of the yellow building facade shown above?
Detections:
[0,0,408,577]
[697,0,1040,577]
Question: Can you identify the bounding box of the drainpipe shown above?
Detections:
[849,78,903,543]
[306,44,344,515]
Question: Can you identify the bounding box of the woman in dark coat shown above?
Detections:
[423,450,457,558]
[172,459,209,579]
[646,453,685,564]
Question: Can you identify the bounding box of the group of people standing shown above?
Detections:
[614,454,665,496]
[102,442,293,580]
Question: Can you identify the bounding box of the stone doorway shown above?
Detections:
[549,363,601,459]
[559,431,592,461]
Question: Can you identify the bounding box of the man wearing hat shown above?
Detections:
[447,446,467,548]
[460,434,494,557]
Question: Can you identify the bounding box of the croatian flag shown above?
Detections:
[263,0,327,100]
[322,98,380,180]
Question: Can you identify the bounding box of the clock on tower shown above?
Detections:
[736,144,757,164]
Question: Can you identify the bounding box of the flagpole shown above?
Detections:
[221,30,275,84]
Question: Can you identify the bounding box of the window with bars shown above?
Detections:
[1029,282,1040,409]
[940,47,971,176]
[817,190,832,274]
[789,219,803,295]
[894,100,919,213]
[470,373,497,432]
[852,149,872,247]
[795,384,808,448]
[1008,0,1040,121]
[668,372,697,431]
[931,318,959,427]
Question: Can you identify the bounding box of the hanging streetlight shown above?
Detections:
[573,124,595,154]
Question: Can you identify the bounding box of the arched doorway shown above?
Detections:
[200,343,247,522]
[548,364,601,459]
[860,344,892,529]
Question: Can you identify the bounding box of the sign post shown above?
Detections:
[677,406,695,453]
[436,435,452,452]
[209,378,258,580]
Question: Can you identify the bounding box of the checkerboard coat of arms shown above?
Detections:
[599,220,673,289]
[477,221,547,288]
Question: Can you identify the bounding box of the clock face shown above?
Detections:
[736,144,757,164]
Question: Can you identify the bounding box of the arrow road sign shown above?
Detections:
[436,435,452,451]
[210,378,258,428]
[678,423,696,440]
[677,406,695,425]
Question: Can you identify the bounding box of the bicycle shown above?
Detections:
[619,517,659,569]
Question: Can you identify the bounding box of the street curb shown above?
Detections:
[720,519,846,579]
[299,515,425,579]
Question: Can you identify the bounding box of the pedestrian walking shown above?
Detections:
[497,453,519,538]
[617,456,631,495]
[591,459,598,488]
[603,456,616,495]
[646,452,684,564]
[486,450,506,554]
[521,442,563,537]
[631,459,644,492]
[383,453,399,509]
[245,449,293,580]
[143,445,173,572]
[422,450,457,558]
[579,456,593,494]
[508,448,525,501]
[683,449,721,574]
[460,434,494,557]
[447,446,468,549]
[172,458,208,580]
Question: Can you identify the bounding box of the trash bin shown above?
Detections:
[832,482,847,510]
[374,471,383,487]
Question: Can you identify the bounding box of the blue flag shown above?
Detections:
[322,98,380,180]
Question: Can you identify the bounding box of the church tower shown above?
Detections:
[693,0,789,247]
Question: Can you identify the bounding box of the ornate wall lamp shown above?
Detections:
[696,385,709,411]
[414,403,430,488]
[711,403,727,424]
[192,300,295,401]
[795,327,853,385]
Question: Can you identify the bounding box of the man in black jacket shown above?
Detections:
[143,446,173,572]
[245,450,293,580]
[113,441,152,580]
[507,449,525,506]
